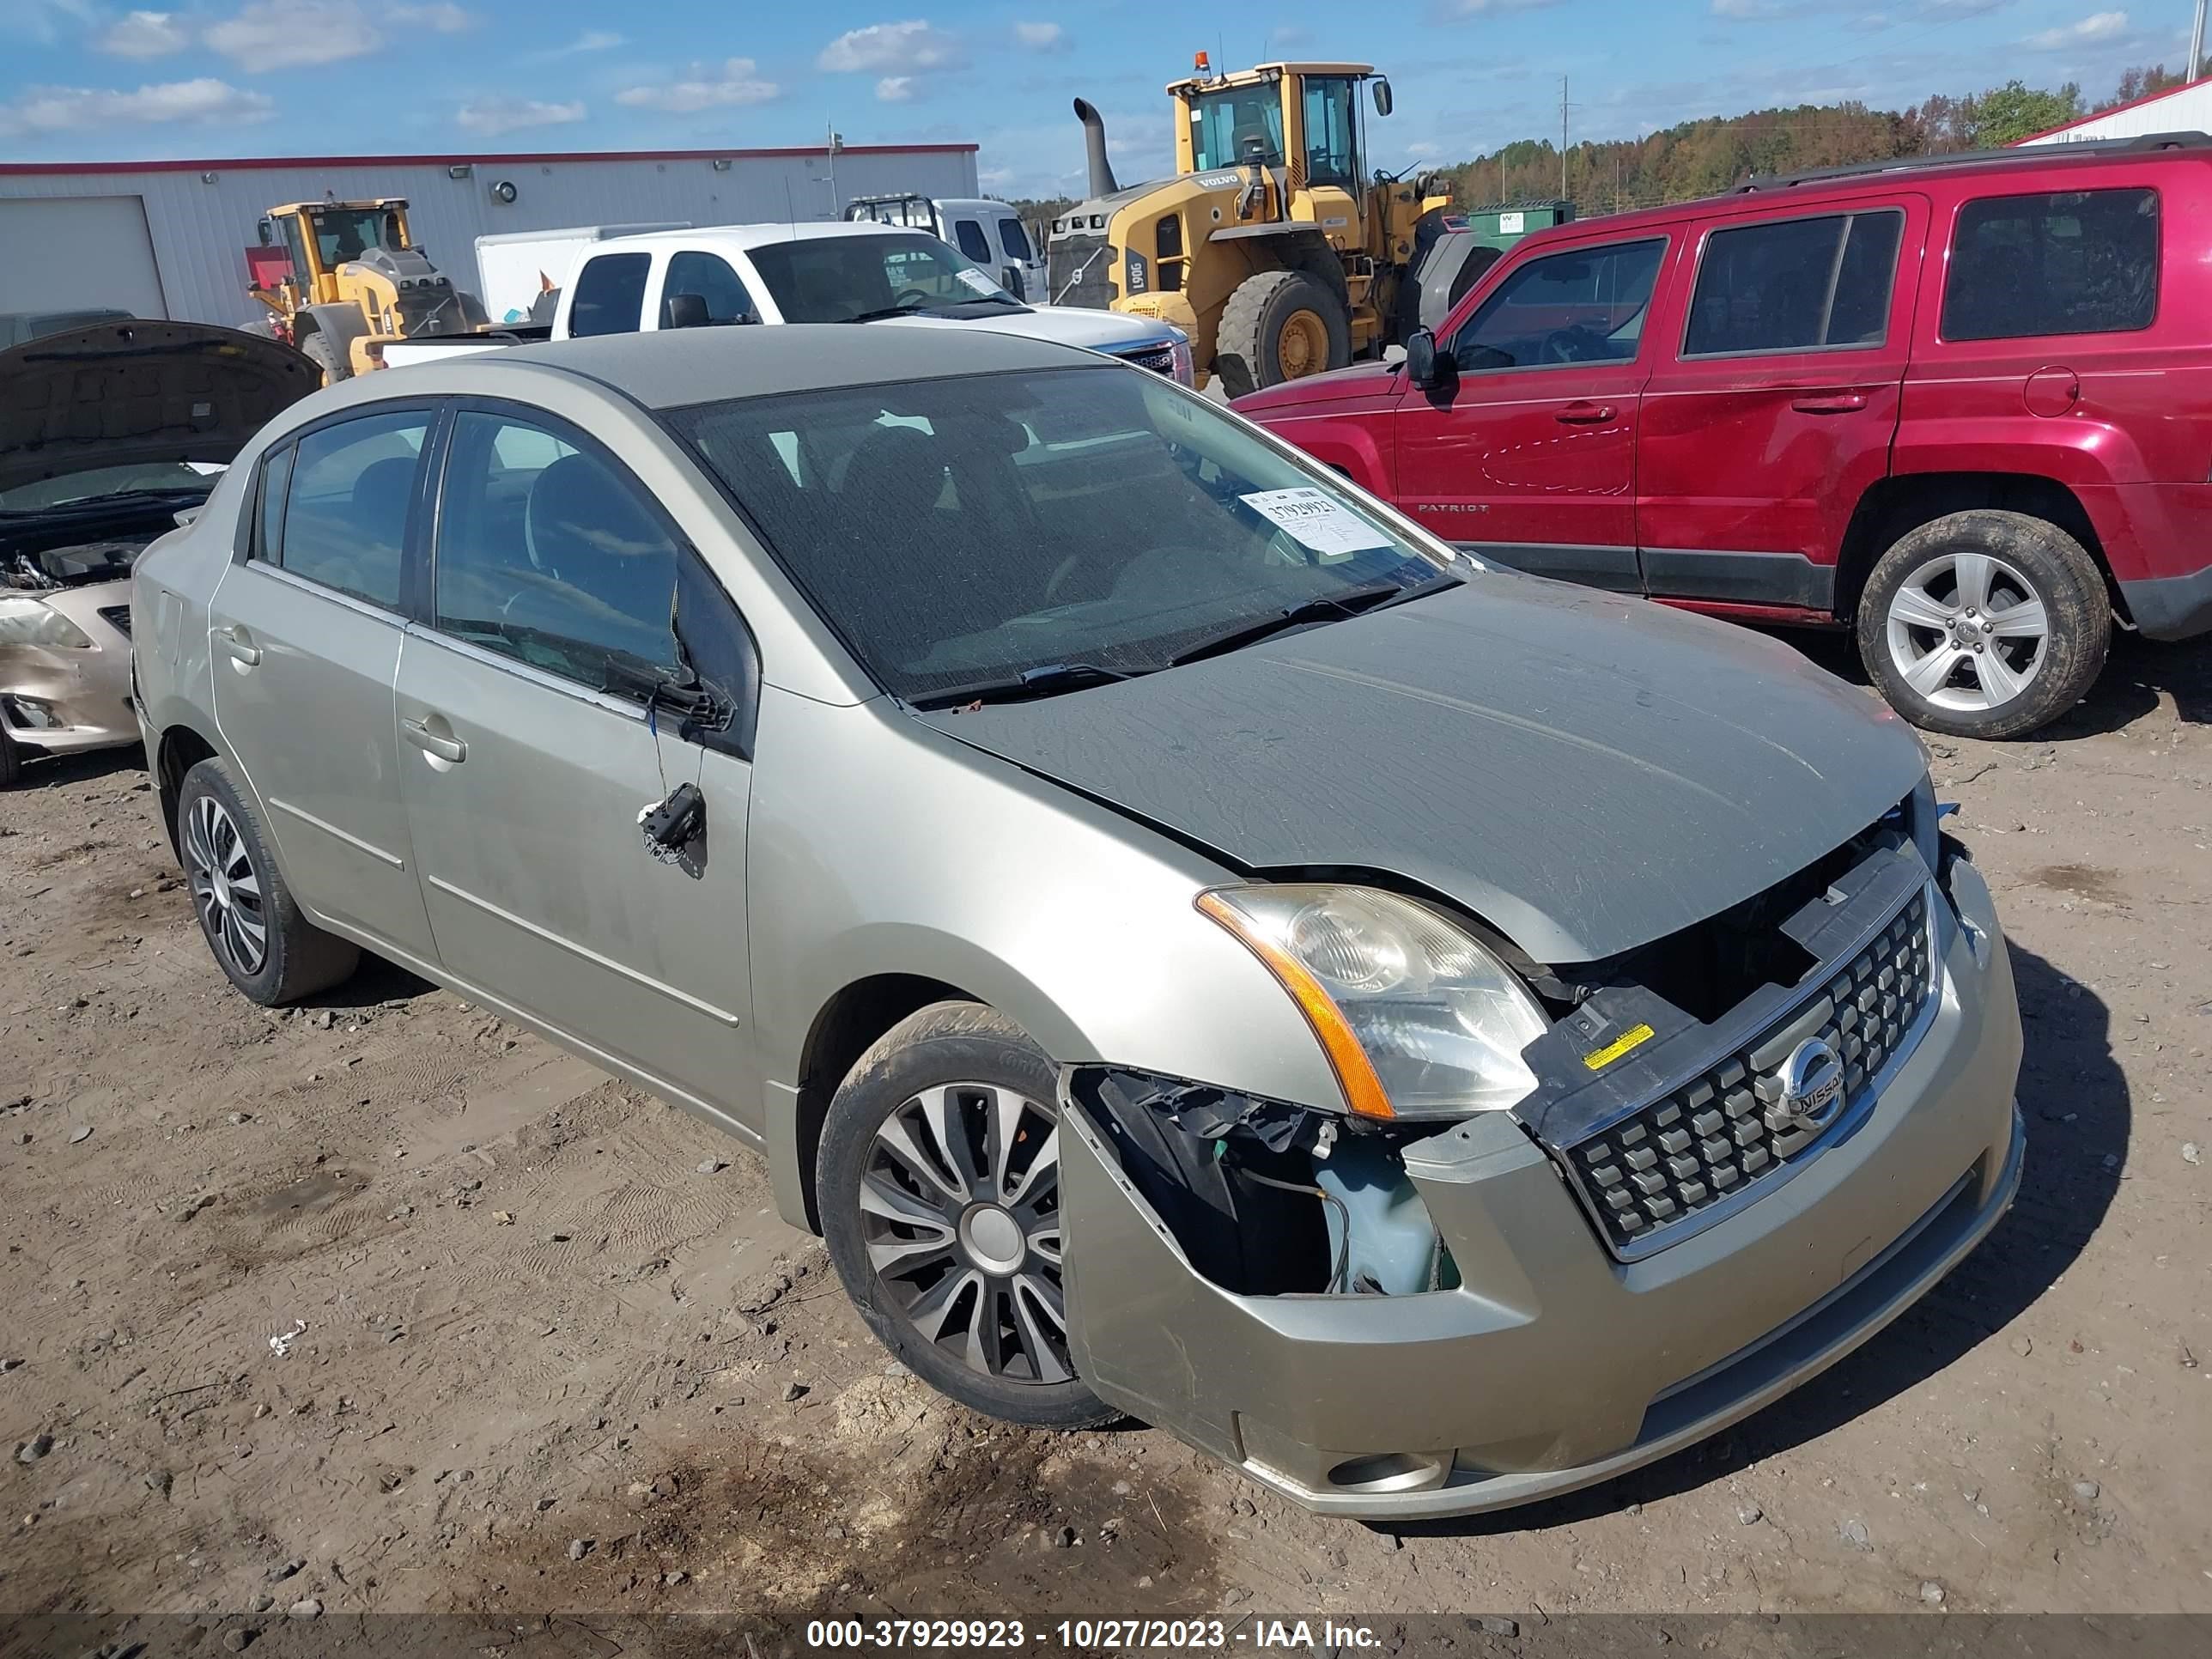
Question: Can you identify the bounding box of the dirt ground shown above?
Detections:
[2,629,2209,1642]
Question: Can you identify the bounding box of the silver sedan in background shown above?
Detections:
[131,325,2022,1518]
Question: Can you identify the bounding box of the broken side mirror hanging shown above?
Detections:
[639,781,706,866]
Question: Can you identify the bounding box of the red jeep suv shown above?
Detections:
[1236,134,2212,738]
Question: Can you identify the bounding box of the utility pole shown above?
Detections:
[825,122,844,216]
[2192,0,2208,81]
[1559,76,1570,202]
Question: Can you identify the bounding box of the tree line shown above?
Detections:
[1008,59,2203,227]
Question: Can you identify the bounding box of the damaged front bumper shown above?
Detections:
[1056,859,2023,1519]
[1,581,138,759]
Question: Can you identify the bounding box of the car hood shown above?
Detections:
[1232,362,1399,414]
[875,305,1178,354]
[919,576,1926,965]
[0,319,320,495]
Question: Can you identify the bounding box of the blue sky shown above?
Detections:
[0,2,2197,196]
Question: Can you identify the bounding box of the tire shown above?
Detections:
[817,1000,1115,1430]
[1213,269,1352,398]
[0,725,19,789]
[1855,509,2110,741]
[299,329,350,385]
[176,757,359,1005]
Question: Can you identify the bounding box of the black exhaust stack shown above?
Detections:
[1073,99,1119,197]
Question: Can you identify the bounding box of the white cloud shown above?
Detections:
[457,95,585,135]
[4,2,100,44]
[614,57,778,112]
[98,10,191,58]
[200,0,469,70]
[818,19,958,72]
[0,76,275,136]
[2026,10,2128,48]
[1013,21,1064,50]
[1450,0,1562,12]
[1405,139,1443,157]
[876,76,915,102]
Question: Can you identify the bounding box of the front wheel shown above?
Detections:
[817,1001,1114,1429]
[1855,509,2110,740]
[1213,270,1352,398]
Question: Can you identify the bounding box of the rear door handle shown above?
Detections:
[400,716,466,764]
[1791,392,1869,414]
[1555,401,1616,424]
[218,627,261,666]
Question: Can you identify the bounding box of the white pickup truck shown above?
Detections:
[379,220,1192,382]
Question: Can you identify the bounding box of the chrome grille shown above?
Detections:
[1569,887,1936,1255]
[1113,343,1176,375]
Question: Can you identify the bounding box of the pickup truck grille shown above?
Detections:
[1567,886,1936,1256]
[1112,343,1176,376]
[1048,234,1113,309]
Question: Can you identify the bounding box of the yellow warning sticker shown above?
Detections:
[1583,1022,1656,1072]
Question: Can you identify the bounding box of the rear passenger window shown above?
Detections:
[1683,210,1903,356]
[269,411,426,610]
[1942,188,2157,341]
[432,411,680,690]
[569,252,651,337]
[953,219,993,263]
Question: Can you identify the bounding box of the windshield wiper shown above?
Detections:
[845,298,939,323]
[911,660,1134,710]
[1166,576,1454,668]
[0,485,215,517]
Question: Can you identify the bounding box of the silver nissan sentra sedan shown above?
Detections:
[131,325,2023,1519]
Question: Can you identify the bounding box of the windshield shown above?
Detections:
[1189,85,1285,171]
[307,207,399,267]
[665,367,1452,702]
[0,461,223,511]
[748,232,1014,323]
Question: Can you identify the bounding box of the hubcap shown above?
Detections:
[858,1082,1070,1386]
[1885,550,2049,713]
[184,794,268,978]
[1276,308,1328,380]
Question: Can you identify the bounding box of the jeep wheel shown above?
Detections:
[1856,509,2110,740]
[1214,270,1352,398]
[817,1000,1115,1430]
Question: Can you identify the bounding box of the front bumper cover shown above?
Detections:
[1,581,137,758]
[1057,860,2024,1519]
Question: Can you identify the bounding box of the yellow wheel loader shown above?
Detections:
[246,199,493,383]
[1047,57,1455,396]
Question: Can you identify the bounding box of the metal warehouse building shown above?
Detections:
[0,141,980,329]
[2017,76,2212,145]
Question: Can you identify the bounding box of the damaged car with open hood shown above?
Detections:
[0,319,319,787]
[129,325,2023,1519]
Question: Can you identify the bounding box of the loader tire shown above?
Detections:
[1214,270,1352,399]
[300,330,350,386]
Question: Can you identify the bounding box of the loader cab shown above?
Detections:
[258,200,411,302]
[1172,61,1385,207]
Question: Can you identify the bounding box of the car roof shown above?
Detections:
[1510,135,2208,246]
[476,321,1105,409]
[590,219,939,256]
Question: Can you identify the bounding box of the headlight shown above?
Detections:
[1169,331,1195,387]
[0,596,93,649]
[1123,246,1150,295]
[1199,884,1549,1121]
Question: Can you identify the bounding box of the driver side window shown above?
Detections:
[1448,237,1667,374]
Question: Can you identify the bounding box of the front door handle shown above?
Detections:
[218,627,261,666]
[400,716,466,764]
[1791,392,1869,414]
[1555,401,1616,424]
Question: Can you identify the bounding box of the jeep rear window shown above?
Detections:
[1942,187,2158,342]
[1683,210,1903,356]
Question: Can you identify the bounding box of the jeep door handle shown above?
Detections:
[400,717,466,763]
[1555,401,1616,424]
[218,627,261,666]
[1791,392,1868,414]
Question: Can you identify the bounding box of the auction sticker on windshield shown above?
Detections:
[1240,487,1391,557]
[956,268,1000,295]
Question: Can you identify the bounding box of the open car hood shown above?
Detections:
[921,577,1928,965]
[0,319,320,496]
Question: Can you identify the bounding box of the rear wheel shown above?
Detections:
[1214,270,1352,398]
[299,329,349,385]
[1855,509,2110,739]
[817,1001,1115,1429]
[177,757,359,1005]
